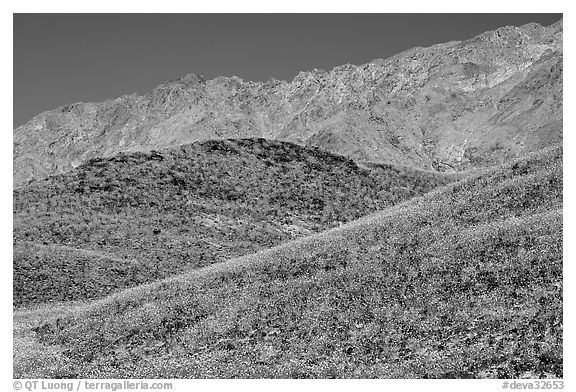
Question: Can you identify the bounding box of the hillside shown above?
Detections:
[15,144,562,379]
[13,20,562,186]
[13,138,454,307]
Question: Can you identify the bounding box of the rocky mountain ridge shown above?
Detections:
[14,19,562,186]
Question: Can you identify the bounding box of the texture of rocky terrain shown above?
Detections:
[13,17,564,379]
[14,20,562,187]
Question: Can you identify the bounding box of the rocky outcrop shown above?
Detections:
[13,19,562,187]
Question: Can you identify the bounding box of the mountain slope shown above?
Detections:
[13,19,562,186]
[18,144,562,378]
[13,138,454,307]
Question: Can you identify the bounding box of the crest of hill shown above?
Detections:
[14,19,562,186]
[13,138,455,307]
[19,144,562,379]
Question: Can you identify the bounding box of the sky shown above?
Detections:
[13,13,562,128]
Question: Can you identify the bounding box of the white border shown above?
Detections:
[2,3,572,391]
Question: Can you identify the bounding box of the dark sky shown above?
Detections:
[13,13,562,128]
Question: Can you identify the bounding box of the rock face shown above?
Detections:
[13,19,562,187]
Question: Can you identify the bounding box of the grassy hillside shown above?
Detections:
[14,138,454,307]
[16,145,562,378]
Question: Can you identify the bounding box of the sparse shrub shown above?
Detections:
[15,144,562,379]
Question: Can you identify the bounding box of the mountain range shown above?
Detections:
[14,19,562,187]
[13,19,563,379]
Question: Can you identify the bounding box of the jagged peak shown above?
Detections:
[13,17,563,189]
[549,18,563,31]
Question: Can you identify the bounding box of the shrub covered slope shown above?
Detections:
[13,138,453,307]
[18,145,562,378]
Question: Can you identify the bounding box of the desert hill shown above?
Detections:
[16,144,562,379]
[13,138,454,306]
[14,19,562,186]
